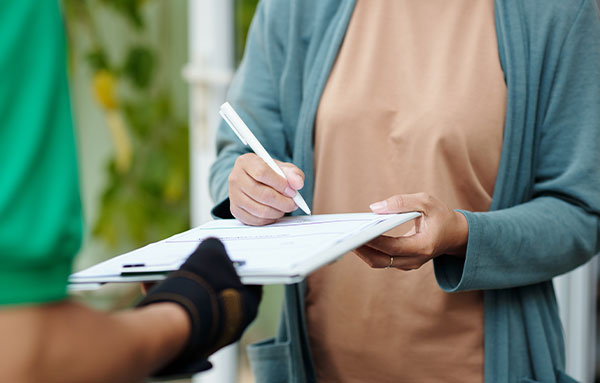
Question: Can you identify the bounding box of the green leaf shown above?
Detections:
[234,0,259,65]
[99,0,144,28]
[85,48,109,71]
[123,46,155,89]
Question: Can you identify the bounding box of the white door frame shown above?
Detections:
[185,1,237,382]
[554,258,598,382]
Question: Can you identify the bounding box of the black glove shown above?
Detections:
[136,238,262,378]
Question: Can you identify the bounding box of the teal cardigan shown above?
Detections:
[210,0,600,381]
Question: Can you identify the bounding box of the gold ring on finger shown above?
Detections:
[386,256,394,269]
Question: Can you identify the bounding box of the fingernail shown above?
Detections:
[284,187,296,198]
[369,200,387,211]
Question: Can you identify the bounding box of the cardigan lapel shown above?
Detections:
[288,2,358,381]
[491,0,535,211]
[293,0,357,211]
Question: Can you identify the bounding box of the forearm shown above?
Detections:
[435,197,599,292]
[0,300,189,383]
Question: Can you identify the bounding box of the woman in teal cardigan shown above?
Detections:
[210,0,600,381]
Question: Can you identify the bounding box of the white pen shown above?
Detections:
[219,102,312,215]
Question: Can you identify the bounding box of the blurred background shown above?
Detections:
[62,1,277,382]
[61,1,600,382]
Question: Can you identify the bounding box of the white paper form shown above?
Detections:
[167,213,391,273]
[70,212,420,285]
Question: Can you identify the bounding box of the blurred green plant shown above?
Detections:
[63,0,190,249]
[61,0,259,252]
[234,0,259,65]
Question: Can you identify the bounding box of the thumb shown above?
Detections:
[277,161,305,191]
[370,194,425,214]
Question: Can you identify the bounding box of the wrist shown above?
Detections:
[156,302,191,342]
[149,303,191,368]
[447,210,469,257]
[137,271,219,354]
[135,268,221,377]
[121,302,191,376]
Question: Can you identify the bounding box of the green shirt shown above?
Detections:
[0,1,83,306]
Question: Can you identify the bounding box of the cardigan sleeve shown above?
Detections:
[435,0,600,291]
[209,0,293,218]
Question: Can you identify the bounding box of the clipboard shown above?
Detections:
[69,212,420,286]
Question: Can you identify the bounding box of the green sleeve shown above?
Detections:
[434,0,600,291]
[209,0,294,213]
[0,1,83,306]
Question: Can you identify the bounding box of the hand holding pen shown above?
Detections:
[221,102,311,226]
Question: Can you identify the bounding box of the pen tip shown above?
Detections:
[301,205,311,215]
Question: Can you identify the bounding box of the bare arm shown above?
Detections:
[0,238,261,383]
[0,301,189,383]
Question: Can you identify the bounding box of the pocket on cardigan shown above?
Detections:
[554,369,578,383]
[247,337,293,383]
[519,369,579,383]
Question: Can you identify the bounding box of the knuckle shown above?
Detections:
[271,174,288,192]
[424,244,436,256]
[283,198,297,212]
[257,187,277,205]
[293,168,306,181]
[256,204,273,219]
[419,192,433,207]
[257,217,275,226]
[425,195,435,206]
[233,156,243,168]
[247,203,263,217]
[235,154,249,168]
[228,189,242,205]
[390,244,403,256]
[391,195,404,210]
[230,206,247,223]
[245,213,266,226]
[417,244,434,257]
[254,167,269,183]
[240,153,254,161]
[228,171,239,186]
